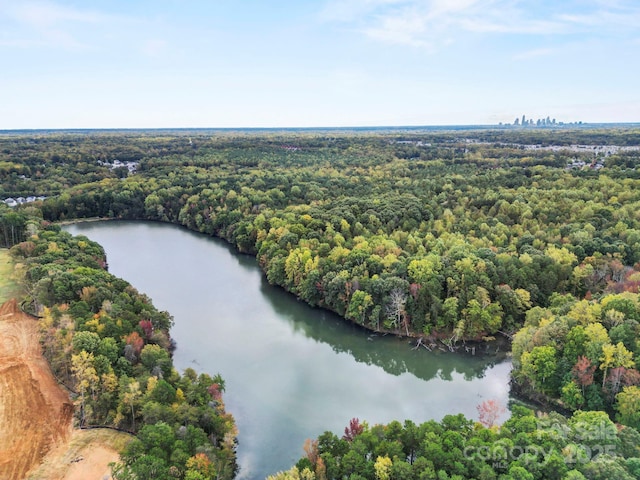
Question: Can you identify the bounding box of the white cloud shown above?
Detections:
[319,0,407,22]
[8,1,106,28]
[512,47,557,61]
[364,9,433,48]
[429,0,479,16]
[140,39,168,58]
[320,0,640,50]
[0,0,125,50]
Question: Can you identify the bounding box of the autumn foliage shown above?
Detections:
[572,355,596,390]
[139,319,153,339]
[123,331,144,356]
[476,399,506,428]
[342,417,365,442]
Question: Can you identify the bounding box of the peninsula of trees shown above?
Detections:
[8,225,238,479]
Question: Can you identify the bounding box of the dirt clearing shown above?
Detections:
[0,299,73,480]
[27,428,131,480]
[0,254,130,480]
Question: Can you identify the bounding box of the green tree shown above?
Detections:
[521,345,558,393]
[72,330,100,354]
[561,381,585,410]
[140,344,172,378]
[347,290,373,325]
[616,386,640,429]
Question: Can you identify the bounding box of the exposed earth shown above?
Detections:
[27,428,130,480]
[0,298,73,479]
[0,296,130,480]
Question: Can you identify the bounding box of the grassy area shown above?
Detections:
[0,248,22,304]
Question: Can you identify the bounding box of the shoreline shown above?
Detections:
[60,217,516,353]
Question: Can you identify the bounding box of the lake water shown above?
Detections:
[64,221,512,479]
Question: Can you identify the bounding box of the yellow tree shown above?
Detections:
[185,453,217,479]
[407,255,442,284]
[374,456,392,480]
[122,380,141,431]
[584,322,610,364]
[285,247,313,288]
[616,386,640,429]
[266,467,316,480]
[600,342,634,388]
[567,299,602,325]
[347,290,373,325]
[71,350,98,426]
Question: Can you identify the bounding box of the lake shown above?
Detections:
[64,221,512,479]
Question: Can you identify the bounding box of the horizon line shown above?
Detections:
[1,121,640,134]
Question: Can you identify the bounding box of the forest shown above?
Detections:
[8,225,238,479]
[269,407,640,480]
[1,126,640,479]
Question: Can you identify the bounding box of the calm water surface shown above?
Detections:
[64,221,512,479]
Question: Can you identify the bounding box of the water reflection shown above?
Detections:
[259,277,506,383]
[64,220,512,480]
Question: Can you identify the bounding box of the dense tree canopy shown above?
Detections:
[9,224,237,479]
[2,127,640,478]
[4,129,639,343]
[511,291,640,430]
[269,407,640,480]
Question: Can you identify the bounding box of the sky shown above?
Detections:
[1,0,639,129]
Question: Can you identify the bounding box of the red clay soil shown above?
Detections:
[0,299,74,480]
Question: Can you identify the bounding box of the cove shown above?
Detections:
[64,221,513,480]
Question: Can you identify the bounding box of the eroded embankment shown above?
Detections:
[0,299,74,480]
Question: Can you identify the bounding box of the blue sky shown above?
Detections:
[1,0,639,129]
